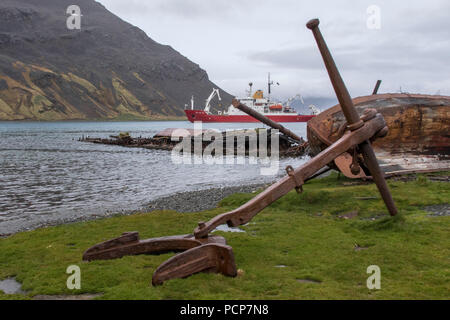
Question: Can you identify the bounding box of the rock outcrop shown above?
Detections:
[0,0,231,120]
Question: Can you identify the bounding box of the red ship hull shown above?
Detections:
[185,110,315,123]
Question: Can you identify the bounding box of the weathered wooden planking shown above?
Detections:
[307,94,450,176]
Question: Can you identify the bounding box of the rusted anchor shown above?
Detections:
[83,18,397,285]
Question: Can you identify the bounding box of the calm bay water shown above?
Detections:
[0,121,308,235]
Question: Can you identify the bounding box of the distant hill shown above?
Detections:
[0,0,232,120]
[289,97,338,114]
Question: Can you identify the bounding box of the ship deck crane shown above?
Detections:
[204,88,221,113]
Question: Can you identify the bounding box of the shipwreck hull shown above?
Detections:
[307,93,450,177]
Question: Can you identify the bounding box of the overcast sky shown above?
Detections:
[98,0,450,102]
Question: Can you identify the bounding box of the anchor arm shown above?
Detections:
[152,244,237,286]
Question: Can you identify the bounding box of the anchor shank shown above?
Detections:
[306,19,361,126]
[359,141,398,215]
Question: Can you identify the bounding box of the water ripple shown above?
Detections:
[0,121,308,234]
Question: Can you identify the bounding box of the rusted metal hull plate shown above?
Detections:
[307,94,450,176]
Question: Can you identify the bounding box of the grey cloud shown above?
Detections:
[247,34,450,75]
[98,0,241,20]
[154,0,240,19]
[98,0,450,99]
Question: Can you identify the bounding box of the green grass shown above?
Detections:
[0,173,449,300]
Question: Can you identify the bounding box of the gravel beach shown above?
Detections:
[423,204,450,217]
[146,183,272,213]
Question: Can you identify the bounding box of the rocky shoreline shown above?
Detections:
[146,183,272,213]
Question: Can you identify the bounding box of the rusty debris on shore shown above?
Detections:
[80,127,309,158]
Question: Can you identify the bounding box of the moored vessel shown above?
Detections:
[185,74,319,123]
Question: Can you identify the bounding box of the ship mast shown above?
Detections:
[267,72,279,101]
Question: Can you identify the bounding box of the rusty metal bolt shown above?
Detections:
[350,163,361,175]
[198,221,206,229]
[361,108,377,122]
[347,120,364,131]
[376,126,389,138]
[285,165,294,175]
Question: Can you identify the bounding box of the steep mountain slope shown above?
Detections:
[0,0,231,120]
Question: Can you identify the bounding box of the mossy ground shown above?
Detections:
[0,173,448,300]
